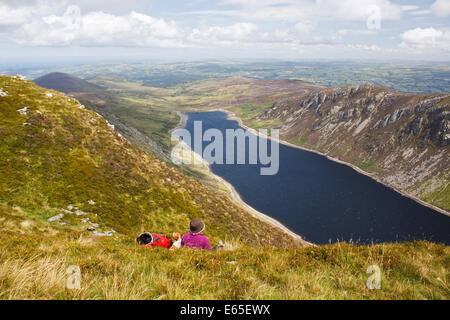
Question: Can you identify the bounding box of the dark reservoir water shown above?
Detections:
[184,111,450,245]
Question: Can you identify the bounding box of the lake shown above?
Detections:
[184,111,450,245]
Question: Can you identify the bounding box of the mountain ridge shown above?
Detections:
[257,83,450,212]
[34,72,103,93]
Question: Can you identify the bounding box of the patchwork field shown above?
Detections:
[8,61,450,93]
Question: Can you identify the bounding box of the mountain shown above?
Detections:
[0,75,448,300]
[34,72,103,94]
[257,83,450,212]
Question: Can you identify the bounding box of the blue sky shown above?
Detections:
[0,0,449,66]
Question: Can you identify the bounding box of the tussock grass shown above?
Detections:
[0,234,448,300]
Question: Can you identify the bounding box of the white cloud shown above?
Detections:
[188,23,259,46]
[401,5,419,12]
[0,5,32,25]
[0,2,54,26]
[0,0,448,61]
[431,0,450,17]
[13,6,186,48]
[315,0,403,21]
[9,5,287,49]
[5,4,316,49]
[2,2,299,49]
[346,43,399,53]
[408,10,432,16]
[0,0,149,14]
[216,0,403,21]
[401,27,450,51]
[294,21,315,33]
[337,29,376,36]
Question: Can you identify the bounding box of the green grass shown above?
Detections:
[228,103,284,129]
[231,103,272,120]
[356,159,377,171]
[0,228,448,299]
[415,171,450,210]
[296,137,309,146]
[424,183,450,210]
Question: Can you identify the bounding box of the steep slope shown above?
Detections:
[258,83,450,212]
[0,75,303,247]
[34,72,170,159]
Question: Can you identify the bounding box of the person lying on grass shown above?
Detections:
[136,232,173,248]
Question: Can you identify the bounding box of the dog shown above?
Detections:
[170,232,182,250]
[136,232,153,246]
[136,232,172,249]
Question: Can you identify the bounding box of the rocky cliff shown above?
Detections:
[259,83,450,212]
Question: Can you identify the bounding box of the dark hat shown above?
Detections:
[190,218,205,234]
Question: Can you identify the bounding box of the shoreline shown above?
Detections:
[169,111,188,135]
[220,109,450,218]
[172,111,310,246]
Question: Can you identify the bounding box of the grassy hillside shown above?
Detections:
[0,205,448,299]
[0,226,448,299]
[1,75,449,300]
[33,73,177,157]
[0,75,301,247]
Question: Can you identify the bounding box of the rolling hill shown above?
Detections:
[34,72,103,94]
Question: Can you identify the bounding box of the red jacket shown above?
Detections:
[142,233,172,249]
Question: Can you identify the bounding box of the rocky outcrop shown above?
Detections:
[259,83,450,211]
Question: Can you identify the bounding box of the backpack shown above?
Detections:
[136,232,172,249]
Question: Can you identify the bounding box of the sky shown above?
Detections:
[0,0,449,66]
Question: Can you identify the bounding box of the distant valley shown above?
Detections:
[7,61,450,93]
